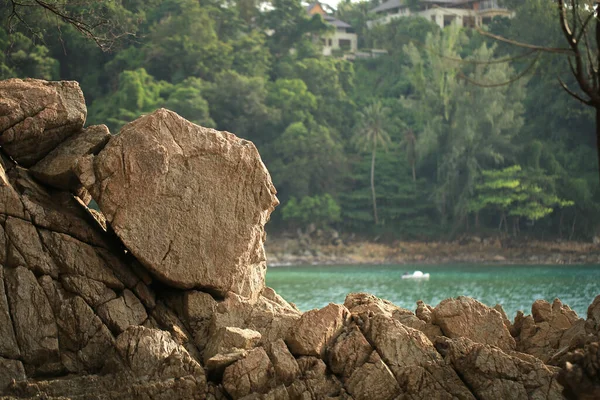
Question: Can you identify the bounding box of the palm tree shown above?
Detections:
[353,102,391,225]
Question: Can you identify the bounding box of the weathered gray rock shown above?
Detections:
[433,296,516,352]
[7,372,206,399]
[265,339,300,386]
[329,324,399,400]
[586,295,600,333]
[4,266,59,366]
[30,124,110,191]
[514,299,583,363]
[204,327,262,363]
[437,336,563,400]
[345,352,399,400]
[286,303,348,358]
[150,301,202,362]
[184,290,218,350]
[292,356,346,400]
[5,216,59,278]
[206,350,247,379]
[362,313,475,400]
[223,347,274,399]
[211,292,301,346]
[60,275,117,309]
[0,160,28,219]
[0,78,86,166]
[415,299,434,323]
[75,109,278,299]
[97,289,147,334]
[0,267,20,359]
[115,326,206,386]
[40,277,118,373]
[7,165,109,247]
[345,292,442,341]
[41,230,124,289]
[558,341,600,400]
[328,325,373,380]
[0,356,25,392]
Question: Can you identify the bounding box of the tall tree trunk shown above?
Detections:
[411,162,416,183]
[371,147,378,225]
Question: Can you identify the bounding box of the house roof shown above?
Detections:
[370,0,402,14]
[306,1,353,29]
[370,0,475,14]
[323,14,353,29]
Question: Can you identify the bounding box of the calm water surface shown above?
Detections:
[266,264,600,319]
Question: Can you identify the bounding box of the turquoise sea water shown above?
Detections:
[265,264,600,319]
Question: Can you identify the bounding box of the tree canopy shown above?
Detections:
[1,0,598,239]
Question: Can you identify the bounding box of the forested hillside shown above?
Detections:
[1,0,598,240]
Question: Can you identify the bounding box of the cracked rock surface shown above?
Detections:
[75,109,279,299]
[1,78,599,400]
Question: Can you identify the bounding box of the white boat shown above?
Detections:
[401,270,430,280]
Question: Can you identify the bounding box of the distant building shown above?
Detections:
[367,0,513,29]
[307,1,358,56]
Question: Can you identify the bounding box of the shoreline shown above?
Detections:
[265,237,600,267]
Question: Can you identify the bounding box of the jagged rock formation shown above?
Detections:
[0,78,598,399]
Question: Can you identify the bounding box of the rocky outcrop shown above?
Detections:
[433,296,516,352]
[75,109,278,299]
[286,303,348,358]
[0,78,86,166]
[558,341,600,399]
[1,78,599,399]
[513,298,586,363]
[436,336,563,399]
[30,124,110,193]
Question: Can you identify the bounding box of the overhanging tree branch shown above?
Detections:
[558,77,594,105]
[474,26,575,55]
[3,0,135,51]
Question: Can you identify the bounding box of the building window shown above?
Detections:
[443,15,456,27]
[480,0,500,10]
[328,39,333,46]
[463,16,476,28]
[431,15,436,22]
[339,39,351,51]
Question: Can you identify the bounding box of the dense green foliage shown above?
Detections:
[2,0,598,239]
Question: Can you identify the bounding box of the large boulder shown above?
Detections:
[360,313,475,400]
[513,298,583,363]
[433,296,516,352]
[75,109,278,299]
[222,347,274,399]
[285,303,349,358]
[328,324,399,400]
[0,79,86,166]
[265,339,300,386]
[437,336,563,400]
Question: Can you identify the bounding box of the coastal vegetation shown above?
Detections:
[1,0,598,240]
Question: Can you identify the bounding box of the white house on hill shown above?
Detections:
[307,2,358,56]
[367,0,513,29]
